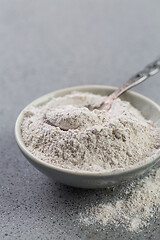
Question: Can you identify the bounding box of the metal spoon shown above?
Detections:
[87,58,160,111]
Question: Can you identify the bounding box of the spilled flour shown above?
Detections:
[21,91,160,232]
[79,164,160,232]
[21,91,160,172]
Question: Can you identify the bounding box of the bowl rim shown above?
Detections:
[15,85,160,177]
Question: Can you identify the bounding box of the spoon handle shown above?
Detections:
[102,58,160,106]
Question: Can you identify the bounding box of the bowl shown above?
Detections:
[15,85,160,188]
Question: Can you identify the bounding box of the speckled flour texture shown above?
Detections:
[21,91,160,172]
[79,164,160,232]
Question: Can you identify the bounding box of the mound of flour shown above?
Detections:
[21,91,160,172]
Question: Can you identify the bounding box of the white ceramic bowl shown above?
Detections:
[15,85,160,188]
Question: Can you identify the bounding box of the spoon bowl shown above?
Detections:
[15,85,160,188]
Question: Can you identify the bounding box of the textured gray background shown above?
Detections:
[0,0,160,239]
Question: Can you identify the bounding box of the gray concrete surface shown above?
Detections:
[0,0,160,239]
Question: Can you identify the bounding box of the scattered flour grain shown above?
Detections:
[79,165,160,232]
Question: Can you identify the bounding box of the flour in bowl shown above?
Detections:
[21,92,160,172]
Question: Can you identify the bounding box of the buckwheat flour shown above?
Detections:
[79,164,160,232]
[21,91,160,172]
